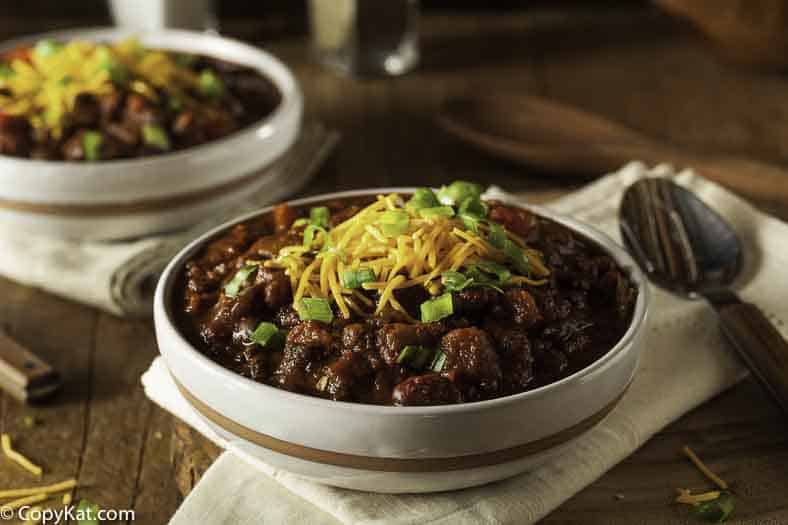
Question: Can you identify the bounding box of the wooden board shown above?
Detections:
[0,6,786,524]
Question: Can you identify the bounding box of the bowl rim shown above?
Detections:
[155,187,650,416]
[0,26,300,169]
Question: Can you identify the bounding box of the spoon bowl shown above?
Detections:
[620,178,742,298]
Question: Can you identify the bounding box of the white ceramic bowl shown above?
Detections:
[154,189,650,493]
[0,28,302,240]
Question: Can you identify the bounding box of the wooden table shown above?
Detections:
[1,6,787,524]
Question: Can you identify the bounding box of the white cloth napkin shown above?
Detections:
[0,123,338,318]
[142,162,788,525]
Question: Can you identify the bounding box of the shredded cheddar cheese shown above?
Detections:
[0,478,76,500]
[675,488,722,506]
[682,445,728,490]
[62,491,72,505]
[265,193,550,319]
[1,434,42,477]
[1,492,47,511]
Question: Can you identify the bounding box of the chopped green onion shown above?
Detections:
[58,75,73,86]
[437,180,484,206]
[0,65,13,79]
[430,350,447,372]
[341,268,376,289]
[303,224,327,248]
[199,69,224,97]
[396,345,434,370]
[296,297,334,323]
[379,210,410,237]
[224,262,259,298]
[418,206,455,219]
[309,206,330,228]
[249,322,284,350]
[458,196,488,218]
[420,293,453,322]
[167,96,183,112]
[476,260,512,284]
[465,266,504,293]
[82,131,103,161]
[503,240,530,275]
[460,213,482,233]
[76,498,100,525]
[441,271,474,293]
[34,39,63,58]
[406,188,440,210]
[692,492,735,523]
[142,124,171,150]
[487,222,508,249]
[95,47,130,84]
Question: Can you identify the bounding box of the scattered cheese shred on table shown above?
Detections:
[0,478,76,499]
[675,488,722,506]
[0,434,43,477]
[62,490,72,505]
[682,445,728,490]
[1,492,47,511]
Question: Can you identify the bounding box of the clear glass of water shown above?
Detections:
[309,0,419,76]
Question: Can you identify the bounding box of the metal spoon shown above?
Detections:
[620,178,788,413]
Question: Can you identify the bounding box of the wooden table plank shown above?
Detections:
[0,281,96,509]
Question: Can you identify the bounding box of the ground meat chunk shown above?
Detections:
[319,353,371,401]
[503,289,542,326]
[286,321,332,353]
[392,374,462,406]
[484,320,534,393]
[453,287,500,317]
[375,323,442,365]
[273,345,312,392]
[488,204,537,238]
[439,328,501,398]
[342,323,374,355]
[275,305,301,329]
[254,267,291,311]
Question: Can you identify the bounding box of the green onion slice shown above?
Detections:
[692,492,735,523]
[303,224,327,248]
[458,196,488,218]
[418,206,455,219]
[503,240,531,275]
[142,124,171,150]
[420,293,453,322]
[437,180,484,206]
[487,222,508,249]
[341,268,376,289]
[34,39,63,58]
[459,213,482,233]
[379,210,410,237]
[476,260,512,284]
[224,262,260,298]
[296,297,334,323]
[0,65,15,78]
[249,322,285,350]
[396,345,434,370]
[441,271,474,293]
[82,131,103,161]
[406,188,440,210]
[198,69,224,97]
[309,206,330,228]
[76,498,100,525]
[430,350,447,372]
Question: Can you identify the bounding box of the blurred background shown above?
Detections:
[3,0,788,202]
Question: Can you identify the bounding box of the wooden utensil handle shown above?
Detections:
[640,144,788,207]
[716,302,788,414]
[0,331,60,402]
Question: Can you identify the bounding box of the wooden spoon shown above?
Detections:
[438,94,788,207]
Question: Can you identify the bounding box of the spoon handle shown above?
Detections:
[713,301,788,413]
